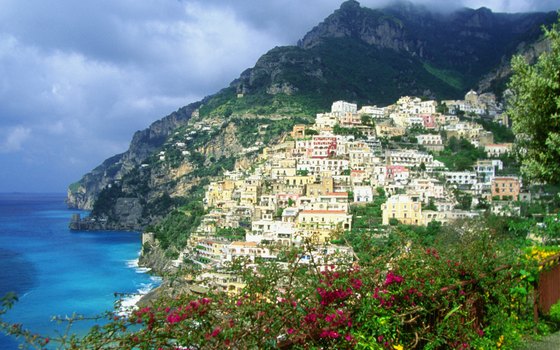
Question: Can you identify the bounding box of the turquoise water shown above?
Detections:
[0,193,159,349]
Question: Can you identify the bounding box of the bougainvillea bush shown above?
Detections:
[1,219,556,349]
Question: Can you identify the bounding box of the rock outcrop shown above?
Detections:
[67,102,200,210]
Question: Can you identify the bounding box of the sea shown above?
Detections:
[0,193,160,349]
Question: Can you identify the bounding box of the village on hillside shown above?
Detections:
[144,90,543,294]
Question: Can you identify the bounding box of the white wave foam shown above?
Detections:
[117,254,161,316]
[126,258,152,273]
[116,282,157,316]
[125,259,139,268]
[150,275,162,283]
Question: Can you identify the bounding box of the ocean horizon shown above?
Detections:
[0,193,159,349]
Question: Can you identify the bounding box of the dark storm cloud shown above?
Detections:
[0,0,558,192]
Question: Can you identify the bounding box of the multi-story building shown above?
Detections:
[224,241,276,263]
[474,159,503,183]
[444,171,478,187]
[297,210,352,242]
[417,134,444,152]
[491,176,521,201]
[331,100,358,115]
[296,157,350,176]
[381,195,423,226]
[386,150,433,168]
[485,143,513,158]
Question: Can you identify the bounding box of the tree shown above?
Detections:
[507,19,560,184]
[436,102,449,114]
[360,114,374,126]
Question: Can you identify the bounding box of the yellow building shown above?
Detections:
[199,271,245,296]
[205,181,234,207]
[381,195,423,226]
[306,177,334,197]
[297,210,352,243]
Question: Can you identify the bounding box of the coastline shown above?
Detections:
[118,256,162,314]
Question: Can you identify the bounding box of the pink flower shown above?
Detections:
[351,278,363,290]
[287,328,295,334]
[167,313,181,324]
[384,271,404,286]
[329,331,340,339]
[211,327,221,337]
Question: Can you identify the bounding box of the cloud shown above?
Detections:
[0,0,558,192]
[0,126,31,153]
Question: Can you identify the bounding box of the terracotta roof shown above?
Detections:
[325,192,348,196]
[493,177,519,181]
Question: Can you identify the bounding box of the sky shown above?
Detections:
[0,0,559,193]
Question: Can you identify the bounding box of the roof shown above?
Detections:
[324,192,348,197]
[485,143,512,147]
[493,177,519,181]
[230,241,258,247]
[300,210,347,215]
[387,165,408,172]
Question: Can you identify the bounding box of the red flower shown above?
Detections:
[211,327,222,337]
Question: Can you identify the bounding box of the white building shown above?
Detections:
[444,171,478,186]
[331,101,357,115]
[354,186,374,203]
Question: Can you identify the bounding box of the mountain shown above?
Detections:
[67,0,557,232]
[199,0,556,117]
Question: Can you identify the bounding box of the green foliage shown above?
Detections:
[190,155,236,179]
[68,182,81,193]
[152,186,206,249]
[333,124,365,139]
[423,198,437,211]
[455,191,473,210]
[215,227,246,241]
[437,102,449,114]
[91,184,122,217]
[199,87,323,118]
[304,128,319,136]
[360,114,374,126]
[3,216,557,349]
[479,119,515,143]
[549,300,560,324]
[436,136,486,171]
[507,19,560,183]
[423,62,465,90]
[232,117,311,148]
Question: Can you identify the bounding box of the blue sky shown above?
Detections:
[0,0,558,193]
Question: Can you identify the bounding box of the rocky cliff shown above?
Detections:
[68,113,308,232]
[67,0,557,232]
[67,102,200,210]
